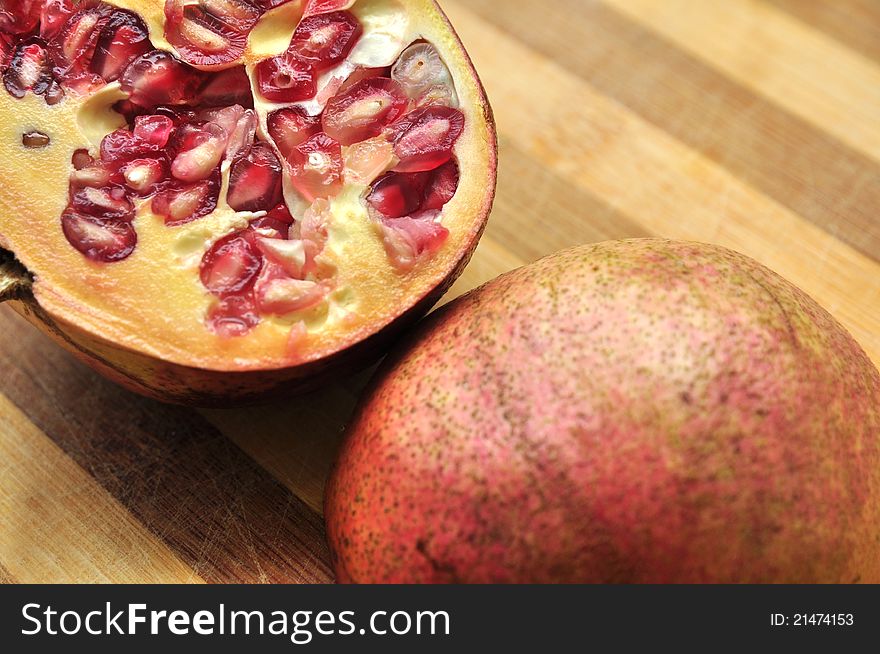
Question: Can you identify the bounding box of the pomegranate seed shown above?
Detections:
[255,52,316,103]
[288,11,361,70]
[70,160,120,189]
[344,136,395,184]
[414,83,457,109]
[40,0,77,41]
[120,50,203,108]
[421,159,459,210]
[322,77,407,146]
[4,40,54,99]
[152,171,221,225]
[199,0,263,32]
[391,42,455,101]
[196,65,253,107]
[50,5,112,77]
[249,203,294,234]
[254,263,329,315]
[389,106,464,173]
[206,293,260,337]
[303,1,356,18]
[61,210,137,263]
[227,143,284,212]
[100,128,160,163]
[170,122,228,182]
[366,171,428,218]
[200,230,263,295]
[133,115,174,148]
[165,3,247,68]
[256,237,306,278]
[284,132,343,201]
[71,148,93,170]
[379,214,448,271]
[199,105,256,160]
[0,0,41,35]
[89,10,152,82]
[267,107,320,159]
[71,186,135,221]
[122,158,168,195]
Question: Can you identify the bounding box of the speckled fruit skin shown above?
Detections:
[325,239,880,583]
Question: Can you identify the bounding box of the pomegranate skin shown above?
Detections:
[325,239,880,583]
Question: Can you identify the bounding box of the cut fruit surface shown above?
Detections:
[0,0,496,403]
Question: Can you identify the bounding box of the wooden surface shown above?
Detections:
[2,0,879,583]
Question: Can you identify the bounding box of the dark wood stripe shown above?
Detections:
[0,561,16,584]
[766,0,880,63]
[0,309,333,584]
[488,139,649,260]
[466,0,880,262]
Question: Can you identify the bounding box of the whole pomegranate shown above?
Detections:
[325,239,880,583]
[0,0,495,404]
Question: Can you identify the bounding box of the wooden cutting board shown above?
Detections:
[1,0,878,583]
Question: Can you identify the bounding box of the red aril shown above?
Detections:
[206,292,261,337]
[268,107,321,159]
[255,52,316,103]
[254,263,331,315]
[152,171,221,225]
[3,39,54,99]
[133,115,174,148]
[164,3,248,68]
[0,0,42,35]
[227,143,284,212]
[199,105,256,161]
[343,136,395,185]
[250,203,295,235]
[120,50,203,107]
[199,0,262,32]
[391,42,455,101]
[366,171,428,218]
[196,65,253,107]
[421,159,458,210]
[100,127,161,163]
[284,132,343,201]
[71,186,135,221]
[322,77,407,145]
[61,210,137,263]
[390,106,465,173]
[379,213,448,271]
[90,10,152,82]
[122,158,169,195]
[49,4,111,76]
[200,230,263,296]
[288,11,361,70]
[70,159,121,189]
[40,0,78,41]
[170,122,228,182]
[303,0,356,17]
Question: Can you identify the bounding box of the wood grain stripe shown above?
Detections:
[443,1,880,366]
[0,393,199,583]
[458,0,880,261]
[0,561,16,584]
[0,309,332,583]
[767,0,880,63]
[606,0,880,161]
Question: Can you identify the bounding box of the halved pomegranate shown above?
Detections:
[0,0,496,403]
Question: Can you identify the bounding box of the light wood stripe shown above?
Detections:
[767,0,880,64]
[0,310,333,583]
[459,0,880,261]
[443,0,880,365]
[605,0,880,162]
[0,393,201,583]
